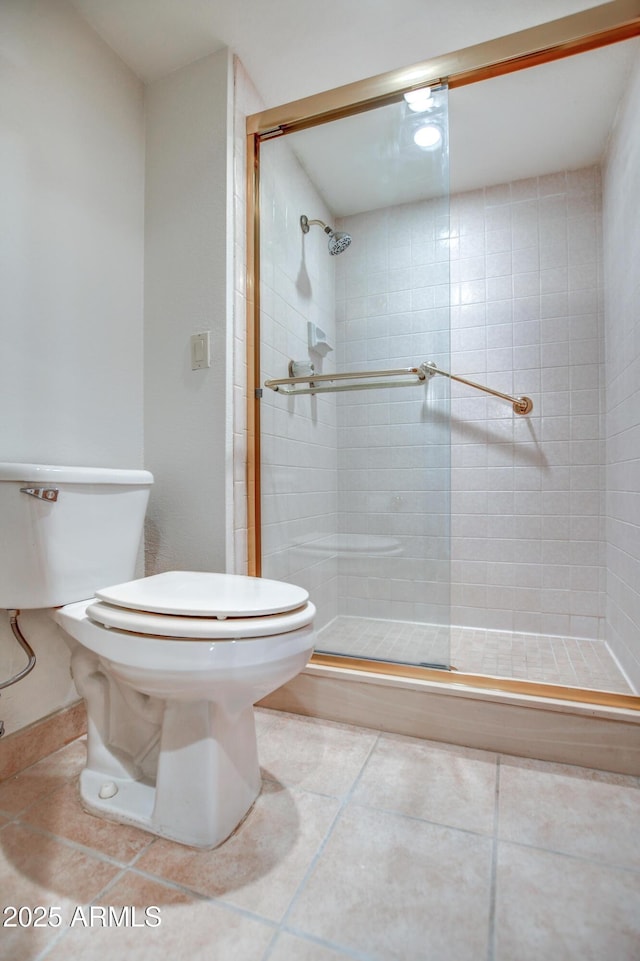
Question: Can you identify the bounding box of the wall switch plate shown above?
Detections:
[190,331,211,370]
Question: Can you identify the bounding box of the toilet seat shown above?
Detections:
[88,571,314,639]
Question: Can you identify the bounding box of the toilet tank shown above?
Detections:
[0,463,154,609]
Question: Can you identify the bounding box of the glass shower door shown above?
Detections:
[259,85,451,669]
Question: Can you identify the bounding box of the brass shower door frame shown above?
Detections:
[245,0,640,712]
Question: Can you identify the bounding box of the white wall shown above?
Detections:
[143,49,234,575]
[0,0,145,466]
[603,48,640,690]
[0,0,145,735]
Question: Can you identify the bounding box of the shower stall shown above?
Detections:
[246,1,640,720]
[257,85,454,672]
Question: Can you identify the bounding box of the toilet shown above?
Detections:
[0,463,315,848]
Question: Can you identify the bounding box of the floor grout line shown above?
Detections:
[276,924,379,961]
[492,836,640,876]
[9,815,151,870]
[486,755,501,961]
[262,731,382,960]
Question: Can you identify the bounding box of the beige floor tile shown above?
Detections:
[269,931,353,960]
[20,781,154,864]
[288,804,493,961]
[352,732,497,834]
[0,822,121,961]
[0,821,120,903]
[255,706,281,737]
[135,779,340,922]
[1,893,75,961]
[498,756,640,869]
[41,899,274,961]
[258,712,378,796]
[0,903,63,961]
[99,868,202,908]
[494,842,640,961]
[0,738,86,816]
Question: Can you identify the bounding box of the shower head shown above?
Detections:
[300,214,352,256]
[327,230,352,255]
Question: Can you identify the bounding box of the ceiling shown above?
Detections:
[69,0,639,212]
[69,0,615,104]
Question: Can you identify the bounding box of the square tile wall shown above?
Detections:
[449,168,605,639]
[337,167,605,640]
[258,135,339,627]
[334,200,451,624]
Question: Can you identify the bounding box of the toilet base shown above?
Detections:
[55,597,315,848]
[79,701,262,849]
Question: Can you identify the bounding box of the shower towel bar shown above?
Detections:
[421,361,533,414]
[264,366,427,395]
[264,361,533,414]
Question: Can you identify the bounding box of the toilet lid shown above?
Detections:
[95,571,309,619]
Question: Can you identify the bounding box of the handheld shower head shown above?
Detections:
[300,214,352,256]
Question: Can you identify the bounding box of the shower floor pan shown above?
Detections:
[315,616,633,694]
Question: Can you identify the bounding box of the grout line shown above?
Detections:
[33,864,136,961]
[493,836,640,876]
[32,926,70,961]
[26,852,149,961]
[277,924,378,961]
[110,862,213,901]
[125,860,283,931]
[486,755,501,961]
[342,796,497,840]
[260,926,281,961]
[88,864,134,901]
[262,731,382,960]
[10,816,154,871]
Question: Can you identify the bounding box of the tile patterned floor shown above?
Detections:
[316,616,634,693]
[1,709,639,960]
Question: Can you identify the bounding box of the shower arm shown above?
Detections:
[307,219,327,228]
[300,215,331,234]
[264,360,533,414]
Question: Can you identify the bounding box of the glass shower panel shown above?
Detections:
[259,86,451,669]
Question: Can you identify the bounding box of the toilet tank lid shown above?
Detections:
[0,462,154,485]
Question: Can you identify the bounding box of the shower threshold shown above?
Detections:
[261,617,639,776]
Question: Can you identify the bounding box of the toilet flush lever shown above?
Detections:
[20,487,59,502]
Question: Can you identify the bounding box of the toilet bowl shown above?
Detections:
[0,463,315,849]
[54,571,315,848]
